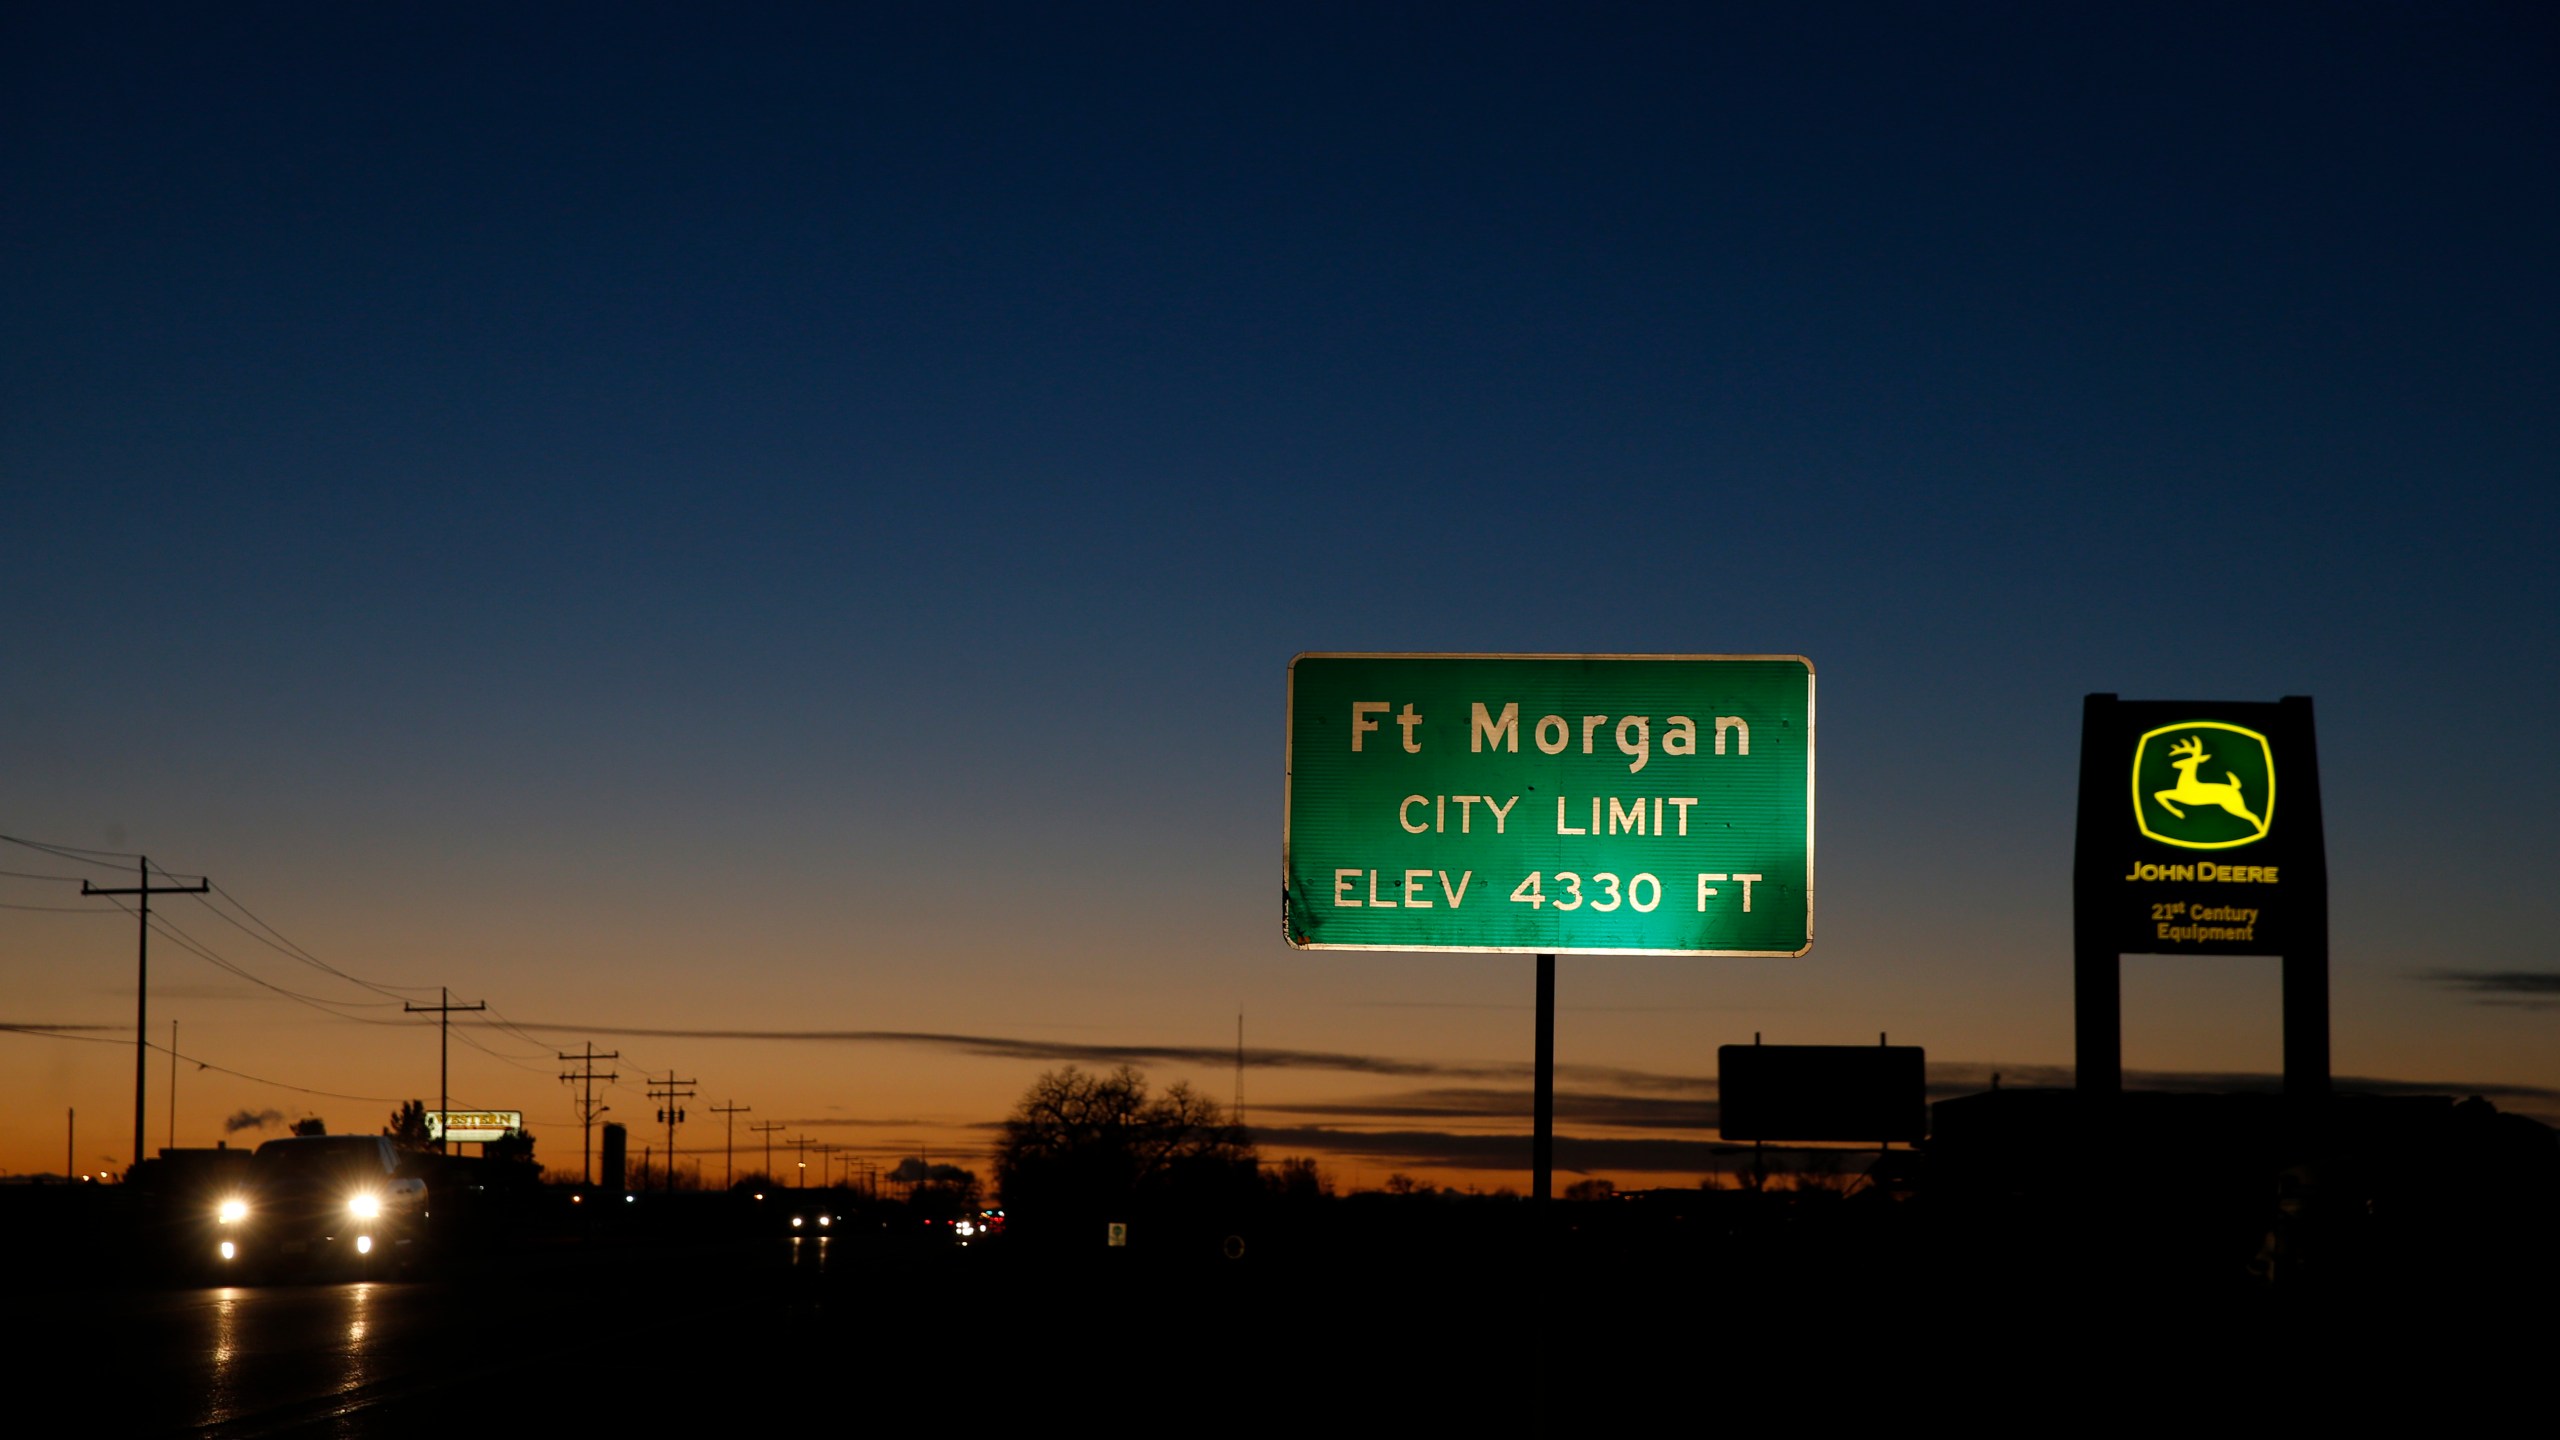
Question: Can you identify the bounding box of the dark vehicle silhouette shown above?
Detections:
[212,1135,426,1279]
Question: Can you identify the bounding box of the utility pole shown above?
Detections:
[748,1120,784,1187]
[82,857,209,1175]
[404,988,487,1152]
[168,1019,179,1152]
[647,1071,697,1191]
[556,1043,620,1186]
[790,1133,812,1189]
[708,1101,751,1190]
[812,1142,838,1190]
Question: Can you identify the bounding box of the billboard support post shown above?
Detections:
[2276,695,2331,1104]
[2072,696,2124,1105]
[1533,953,1554,1203]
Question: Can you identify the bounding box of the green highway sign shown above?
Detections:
[1285,653,1814,956]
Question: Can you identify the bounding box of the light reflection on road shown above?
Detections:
[342,1281,374,1397]
[189,1279,401,1430]
[203,1286,243,1428]
[788,1233,833,1273]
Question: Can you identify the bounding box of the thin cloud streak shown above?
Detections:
[504,1022,2556,1114]
[761,1117,941,1130]
[1927,1061,2560,1106]
[2421,970,2560,1009]
[502,1020,1714,1091]
[1255,1087,1717,1132]
[1251,1125,1742,1175]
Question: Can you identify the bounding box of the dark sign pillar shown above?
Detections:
[2276,696,2330,1102]
[2072,696,2125,1105]
[2073,694,2329,1105]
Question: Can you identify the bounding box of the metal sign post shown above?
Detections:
[1533,952,1554,1202]
[1286,654,1816,1200]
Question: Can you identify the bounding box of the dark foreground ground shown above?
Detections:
[9,1176,2551,1435]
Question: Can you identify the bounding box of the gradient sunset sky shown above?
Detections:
[6,4,2555,1189]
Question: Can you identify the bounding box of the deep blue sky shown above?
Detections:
[5,5,2555,1180]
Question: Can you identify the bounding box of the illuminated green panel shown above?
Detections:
[2132,721,2274,851]
[1284,654,1813,956]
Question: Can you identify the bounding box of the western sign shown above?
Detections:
[426,1110,523,1144]
[1284,653,1814,955]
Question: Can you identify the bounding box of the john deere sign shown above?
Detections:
[2072,693,2332,1098]
[1285,654,1813,956]
[2081,699,2322,956]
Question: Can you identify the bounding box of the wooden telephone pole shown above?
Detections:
[647,1072,697,1190]
[557,1043,620,1186]
[708,1101,751,1190]
[404,988,486,1151]
[81,858,208,1174]
[748,1120,784,1187]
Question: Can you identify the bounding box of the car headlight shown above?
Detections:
[217,1198,248,1225]
[347,1193,382,1220]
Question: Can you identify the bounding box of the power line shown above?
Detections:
[0,1022,404,1104]
[7,834,439,1015]
[8,835,626,1151]
[480,1005,576,1054]
[448,1006,565,1062]
[0,834,145,868]
[150,1038,407,1105]
[449,1026,561,1074]
[183,889,430,1003]
[200,882,433,1001]
[145,909,406,1007]
[109,903,412,1023]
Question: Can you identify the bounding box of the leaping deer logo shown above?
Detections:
[2152,735,2262,829]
